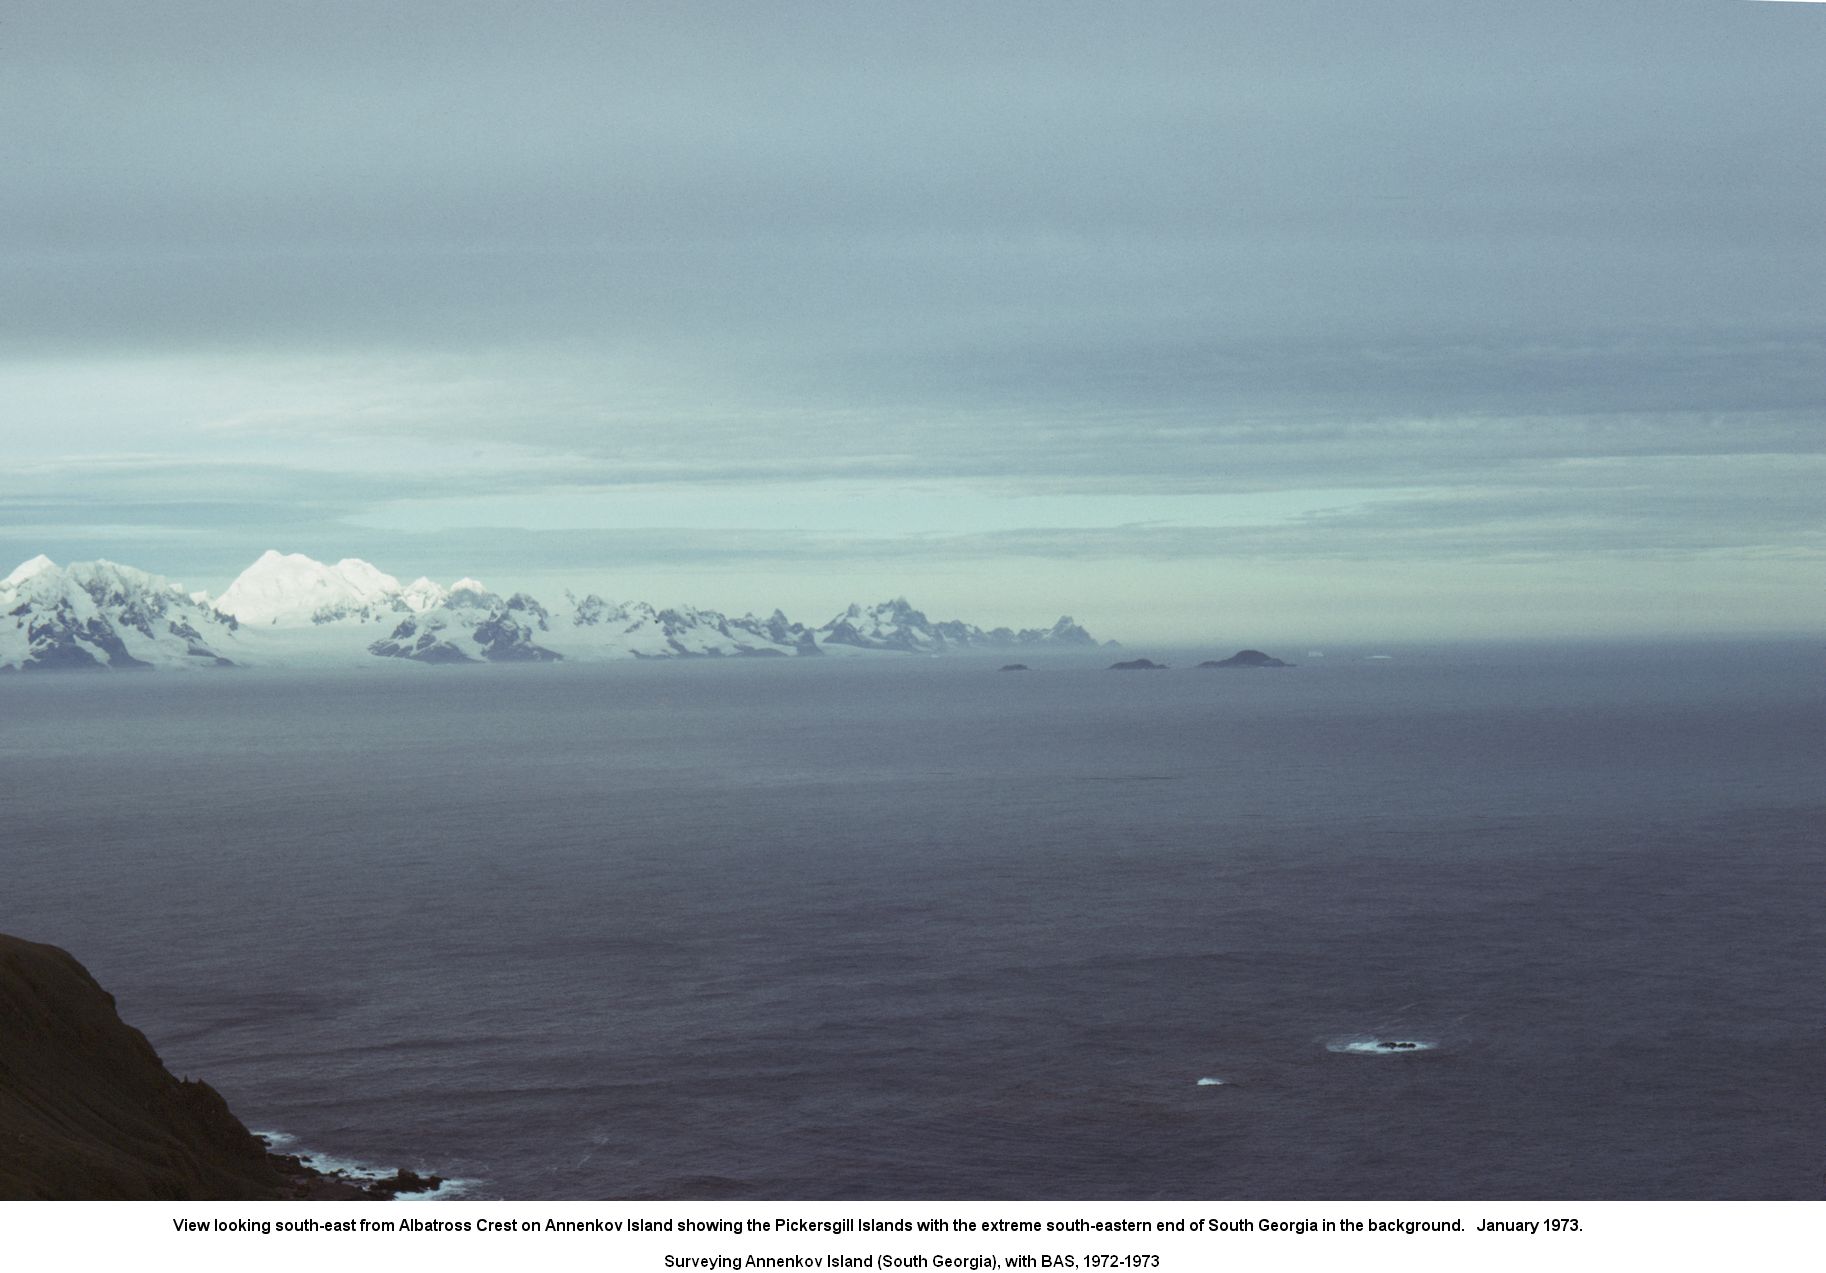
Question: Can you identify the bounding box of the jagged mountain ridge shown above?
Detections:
[1,556,242,672]
[563,595,820,660]
[2,552,1113,669]
[818,597,1099,653]
[368,584,564,664]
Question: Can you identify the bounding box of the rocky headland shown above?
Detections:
[0,932,438,1200]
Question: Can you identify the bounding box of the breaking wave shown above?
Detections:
[1326,1036,1438,1055]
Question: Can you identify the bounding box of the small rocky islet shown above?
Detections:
[1197,649,1291,668]
[1106,650,1290,671]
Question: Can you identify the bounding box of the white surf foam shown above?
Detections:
[255,1131,477,1199]
[1327,1036,1437,1054]
[1195,1077,1226,1086]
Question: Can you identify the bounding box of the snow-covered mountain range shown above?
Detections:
[0,555,240,671]
[1,552,1111,671]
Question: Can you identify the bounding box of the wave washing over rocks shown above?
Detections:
[251,1131,473,1202]
[0,551,1112,670]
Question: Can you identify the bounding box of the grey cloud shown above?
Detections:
[366,408,1826,496]
[5,2,1820,360]
[10,408,1821,523]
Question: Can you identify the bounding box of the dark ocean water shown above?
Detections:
[3,640,1822,1200]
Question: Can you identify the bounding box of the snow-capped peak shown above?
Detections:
[400,576,448,612]
[448,577,489,595]
[3,554,58,588]
[215,551,405,626]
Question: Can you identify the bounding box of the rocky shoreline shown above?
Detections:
[265,1151,444,1201]
[0,931,440,1201]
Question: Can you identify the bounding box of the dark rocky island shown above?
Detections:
[1197,649,1290,668]
[998,663,1029,672]
[1109,658,1168,670]
[0,931,440,1200]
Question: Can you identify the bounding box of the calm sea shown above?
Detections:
[3,640,1821,1199]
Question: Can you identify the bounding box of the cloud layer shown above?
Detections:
[3,2,1821,637]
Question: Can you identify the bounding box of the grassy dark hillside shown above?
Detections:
[0,932,375,1199]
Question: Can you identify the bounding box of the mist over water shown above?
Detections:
[3,641,1822,1199]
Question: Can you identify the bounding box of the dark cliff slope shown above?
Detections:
[0,932,292,1199]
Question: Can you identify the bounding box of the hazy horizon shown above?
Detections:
[4,3,1822,643]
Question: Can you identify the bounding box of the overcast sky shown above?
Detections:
[2,1,1821,642]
